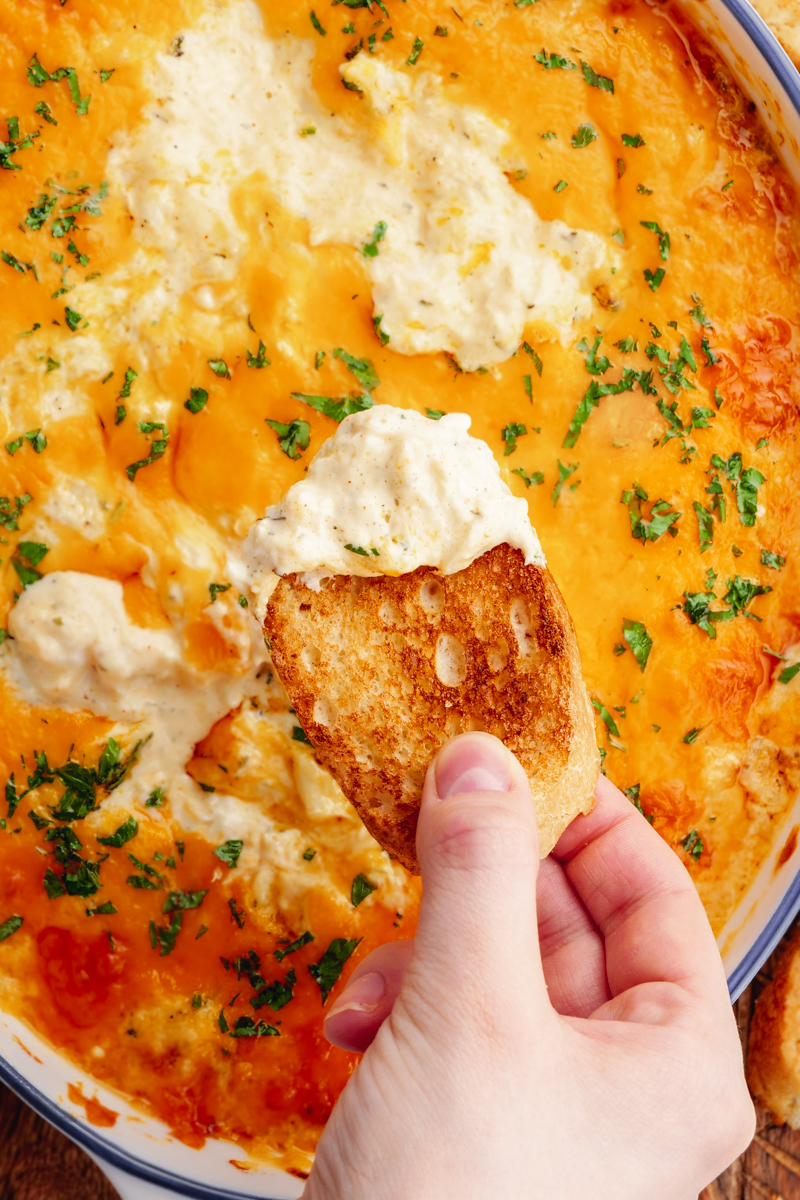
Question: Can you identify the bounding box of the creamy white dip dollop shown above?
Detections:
[244,405,545,615]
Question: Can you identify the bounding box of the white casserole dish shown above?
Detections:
[1,1,798,1196]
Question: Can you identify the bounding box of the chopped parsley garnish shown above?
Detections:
[637,183,653,195]
[149,912,183,956]
[207,358,231,379]
[682,574,771,637]
[292,725,313,743]
[512,468,544,488]
[708,452,765,526]
[35,101,57,124]
[100,69,115,83]
[501,423,526,456]
[372,313,389,346]
[162,889,207,913]
[761,550,785,571]
[310,10,326,34]
[251,968,296,1012]
[86,901,117,916]
[616,336,637,352]
[62,860,102,897]
[701,336,718,366]
[693,501,714,554]
[0,492,31,532]
[551,459,579,506]
[622,132,645,147]
[523,375,533,401]
[640,221,670,260]
[303,848,316,861]
[563,368,654,448]
[25,193,58,230]
[184,387,208,414]
[228,897,245,928]
[621,483,681,543]
[308,937,362,1004]
[680,828,703,859]
[592,699,620,737]
[522,342,543,374]
[535,49,577,70]
[722,575,771,618]
[275,930,314,963]
[43,868,66,899]
[581,60,613,92]
[571,123,597,149]
[64,306,82,330]
[23,428,47,453]
[622,619,652,672]
[577,335,611,375]
[27,55,91,115]
[97,816,138,847]
[292,391,374,423]
[145,788,163,808]
[425,408,445,420]
[214,839,243,868]
[779,662,800,685]
[0,915,23,941]
[229,1016,279,1038]
[265,418,310,460]
[333,348,380,391]
[126,421,169,481]
[127,874,160,890]
[351,873,377,907]
[363,220,387,257]
[407,36,424,65]
[644,267,666,292]
[554,179,567,193]
[689,293,713,328]
[209,582,231,603]
[1,250,34,275]
[435,25,448,36]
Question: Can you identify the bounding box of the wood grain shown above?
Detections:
[0,1081,120,1200]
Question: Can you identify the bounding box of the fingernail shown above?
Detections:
[435,733,511,799]
[326,971,386,1018]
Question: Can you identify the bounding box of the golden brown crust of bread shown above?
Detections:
[263,544,599,874]
[748,924,800,1127]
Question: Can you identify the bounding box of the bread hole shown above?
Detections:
[379,599,402,625]
[487,638,509,673]
[510,597,537,657]
[390,631,408,651]
[435,633,466,687]
[419,578,444,615]
[312,696,336,728]
[301,644,321,671]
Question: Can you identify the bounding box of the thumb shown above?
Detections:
[410,731,548,1015]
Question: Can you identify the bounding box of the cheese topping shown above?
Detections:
[102,0,607,372]
[244,405,545,608]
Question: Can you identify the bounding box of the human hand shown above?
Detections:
[304,731,754,1200]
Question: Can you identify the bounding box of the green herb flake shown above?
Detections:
[303,848,316,861]
[535,49,577,70]
[0,915,23,942]
[407,36,424,65]
[622,619,653,672]
[150,912,183,956]
[162,889,208,914]
[351,873,377,907]
[572,123,597,149]
[310,10,326,35]
[332,347,380,392]
[292,725,313,744]
[184,387,208,414]
[97,815,138,848]
[552,459,579,506]
[682,726,704,745]
[265,418,311,461]
[761,550,785,571]
[251,968,297,1012]
[86,901,116,916]
[581,60,613,92]
[275,930,314,963]
[293,392,374,423]
[680,829,703,860]
[622,132,645,147]
[592,699,620,737]
[644,267,666,292]
[214,839,243,868]
[512,468,544,488]
[308,936,362,1004]
[640,220,670,261]
[501,422,526,456]
[554,179,568,194]
[247,341,270,369]
[779,662,800,685]
[363,220,387,257]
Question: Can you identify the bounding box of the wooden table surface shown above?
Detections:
[0,922,796,1200]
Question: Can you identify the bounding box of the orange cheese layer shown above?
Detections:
[0,0,799,1169]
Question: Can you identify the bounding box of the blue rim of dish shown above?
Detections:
[0,0,798,1195]
[713,0,800,1004]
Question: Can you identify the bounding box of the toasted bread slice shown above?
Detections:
[748,924,800,1127]
[264,544,598,874]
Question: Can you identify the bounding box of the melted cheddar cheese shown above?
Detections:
[0,0,799,1173]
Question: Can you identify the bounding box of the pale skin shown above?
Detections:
[303,731,755,1200]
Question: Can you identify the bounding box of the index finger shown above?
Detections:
[553,775,726,1006]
